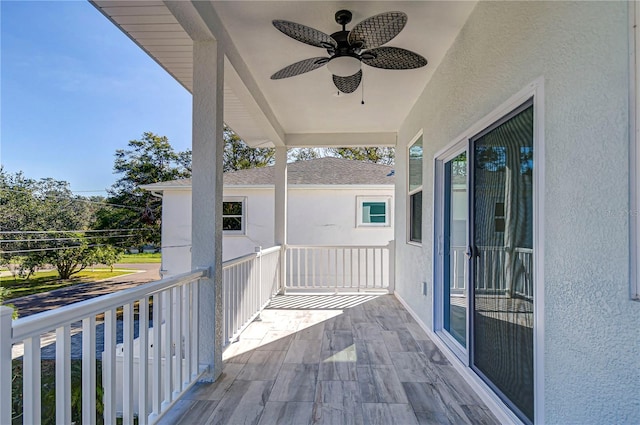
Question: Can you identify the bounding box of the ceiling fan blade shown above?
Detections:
[273,20,337,49]
[271,57,329,80]
[348,12,407,50]
[333,70,362,93]
[361,47,427,70]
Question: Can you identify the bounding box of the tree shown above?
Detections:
[288,148,323,162]
[328,147,395,165]
[287,147,395,164]
[224,126,275,171]
[0,169,106,279]
[99,132,192,246]
[44,239,95,279]
[92,245,122,272]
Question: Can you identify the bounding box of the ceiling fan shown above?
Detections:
[270,10,428,94]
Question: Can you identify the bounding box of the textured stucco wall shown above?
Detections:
[161,186,394,272]
[394,2,640,423]
[161,190,192,275]
[288,188,394,246]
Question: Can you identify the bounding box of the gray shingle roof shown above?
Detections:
[142,157,395,190]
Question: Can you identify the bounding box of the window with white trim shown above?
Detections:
[222,197,245,234]
[408,134,423,243]
[357,196,391,227]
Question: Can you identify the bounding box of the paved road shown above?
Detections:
[9,263,161,318]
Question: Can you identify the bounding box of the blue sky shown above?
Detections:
[1,0,193,194]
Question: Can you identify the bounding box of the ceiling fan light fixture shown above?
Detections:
[327,56,361,77]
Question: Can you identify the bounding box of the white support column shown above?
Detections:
[274,146,288,292]
[191,39,224,381]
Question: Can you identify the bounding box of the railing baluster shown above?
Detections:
[192,280,199,379]
[23,336,42,425]
[296,248,300,288]
[104,308,116,424]
[183,284,191,389]
[123,303,134,425]
[162,289,173,409]
[173,285,182,399]
[138,297,149,425]
[150,293,162,422]
[334,248,338,289]
[56,325,72,424]
[82,316,96,425]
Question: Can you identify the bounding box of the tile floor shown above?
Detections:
[157,294,498,425]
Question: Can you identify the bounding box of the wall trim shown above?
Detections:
[394,292,523,425]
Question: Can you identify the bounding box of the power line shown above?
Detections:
[0,241,131,255]
[0,228,153,235]
[0,187,148,211]
[0,234,137,243]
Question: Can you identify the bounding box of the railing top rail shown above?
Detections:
[223,252,258,269]
[12,268,208,342]
[286,244,391,250]
[222,245,282,270]
[258,246,281,256]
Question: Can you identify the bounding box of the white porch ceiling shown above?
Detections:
[91,1,477,147]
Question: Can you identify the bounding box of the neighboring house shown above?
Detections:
[142,157,394,275]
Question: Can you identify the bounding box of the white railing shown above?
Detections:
[0,268,207,425]
[450,246,533,299]
[222,246,281,347]
[285,242,394,292]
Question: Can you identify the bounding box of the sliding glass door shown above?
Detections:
[471,100,534,423]
[436,98,535,424]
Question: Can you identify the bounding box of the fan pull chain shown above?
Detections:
[361,74,365,105]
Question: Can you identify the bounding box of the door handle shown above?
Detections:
[465,246,473,259]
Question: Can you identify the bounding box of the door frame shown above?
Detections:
[432,77,545,423]
[434,141,470,362]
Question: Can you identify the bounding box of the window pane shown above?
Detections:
[410,191,422,242]
[222,217,242,231]
[362,201,386,224]
[223,202,242,215]
[363,202,386,215]
[369,215,386,224]
[409,136,423,192]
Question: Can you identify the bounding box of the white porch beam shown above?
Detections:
[285,132,397,147]
[191,1,286,146]
[163,1,214,42]
[191,39,224,380]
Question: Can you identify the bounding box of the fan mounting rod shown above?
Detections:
[334,10,352,30]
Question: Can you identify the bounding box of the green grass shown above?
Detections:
[119,252,161,263]
[12,359,104,425]
[0,269,134,299]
